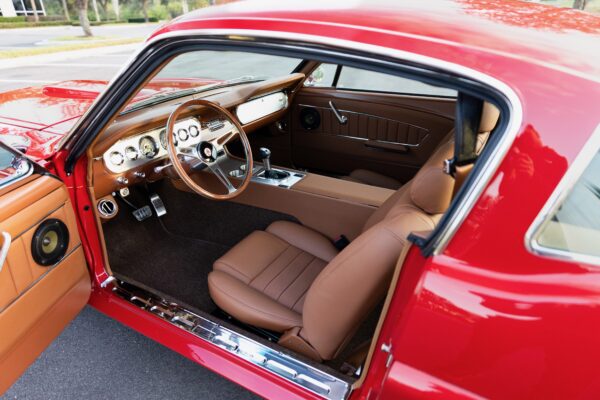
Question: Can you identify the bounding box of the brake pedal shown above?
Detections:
[132,205,152,222]
[149,193,167,217]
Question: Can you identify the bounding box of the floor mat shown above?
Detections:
[103,180,297,313]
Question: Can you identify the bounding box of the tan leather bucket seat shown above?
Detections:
[208,103,499,361]
[208,141,455,361]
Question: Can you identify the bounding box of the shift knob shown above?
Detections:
[259,147,272,173]
[258,147,271,160]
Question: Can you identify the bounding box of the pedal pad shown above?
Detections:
[132,205,152,222]
[149,193,167,217]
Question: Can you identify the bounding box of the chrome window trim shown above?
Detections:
[525,123,600,266]
[0,154,34,191]
[62,28,523,255]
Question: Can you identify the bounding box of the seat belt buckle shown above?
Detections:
[333,235,350,251]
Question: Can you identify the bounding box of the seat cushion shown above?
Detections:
[343,169,402,190]
[209,221,338,332]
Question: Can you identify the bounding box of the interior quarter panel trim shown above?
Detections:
[525,123,600,266]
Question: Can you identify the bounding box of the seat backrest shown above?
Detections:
[300,139,455,360]
[299,102,499,360]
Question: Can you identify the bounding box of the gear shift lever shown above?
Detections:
[258,147,288,180]
[259,147,272,176]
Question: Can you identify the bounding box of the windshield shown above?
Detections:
[125,51,302,110]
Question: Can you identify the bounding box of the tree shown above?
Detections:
[92,0,101,21]
[61,0,70,21]
[29,0,39,22]
[142,0,149,22]
[76,0,93,36]
[573,0,588,10]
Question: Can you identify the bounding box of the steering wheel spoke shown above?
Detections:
[208,159,236,194]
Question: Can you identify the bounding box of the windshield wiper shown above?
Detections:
[123,75,267,113]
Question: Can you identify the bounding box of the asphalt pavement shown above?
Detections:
[2,307,259,400]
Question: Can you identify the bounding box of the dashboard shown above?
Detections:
[91,73,305,198]
[102,117,233,173]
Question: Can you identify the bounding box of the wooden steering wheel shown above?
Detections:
[165,99,253,200]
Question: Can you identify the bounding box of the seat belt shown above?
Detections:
[444,93,483,197]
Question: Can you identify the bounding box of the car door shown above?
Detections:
[0,143,90,394]
[291,63,457,183]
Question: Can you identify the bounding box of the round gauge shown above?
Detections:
[124,146,139,161]
[178,128,189,141]
[189,125,199,138]
[139,136,158,159]
[159,129,178,149]
[109,151,124,166]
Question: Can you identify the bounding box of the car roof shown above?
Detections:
[151,0,600,81]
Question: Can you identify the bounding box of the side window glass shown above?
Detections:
[533,145,600,259]
[304,63,337,87]
[336,66,457,97]
[0,145,31,188]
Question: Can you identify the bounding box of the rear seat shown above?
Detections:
[342,102,499,189]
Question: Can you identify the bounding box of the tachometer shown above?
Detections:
[139,136,158,159]
[159,129,177,150]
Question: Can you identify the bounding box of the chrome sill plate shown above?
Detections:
[112,280,350,400]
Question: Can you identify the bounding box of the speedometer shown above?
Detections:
[139,136,158,159]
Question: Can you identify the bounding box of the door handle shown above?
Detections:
[328,101,348,125]
[0,232,11,273]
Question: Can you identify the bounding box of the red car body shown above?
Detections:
[3,1,600,399]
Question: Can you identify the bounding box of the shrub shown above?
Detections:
[127,17,159,23]
[0,16,26,23]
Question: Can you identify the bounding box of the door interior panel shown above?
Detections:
[0,175,90,394]
[291,87,455,182]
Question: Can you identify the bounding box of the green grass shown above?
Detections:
[0,37,143,59]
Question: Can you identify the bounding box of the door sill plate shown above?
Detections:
[111,279,350,400]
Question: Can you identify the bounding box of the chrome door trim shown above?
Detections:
[0,232,11,273]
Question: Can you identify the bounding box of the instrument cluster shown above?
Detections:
[103,118,203,173]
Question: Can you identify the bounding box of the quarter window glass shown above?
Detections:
[0,146,30,187]
[304,63,337,87]
[337,66,457,97]
[536,149,600,257]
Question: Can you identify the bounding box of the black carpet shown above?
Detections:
[103,181,296,313]
[2,307,259,400]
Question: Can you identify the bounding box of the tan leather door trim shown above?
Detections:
[0,175,91,395]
